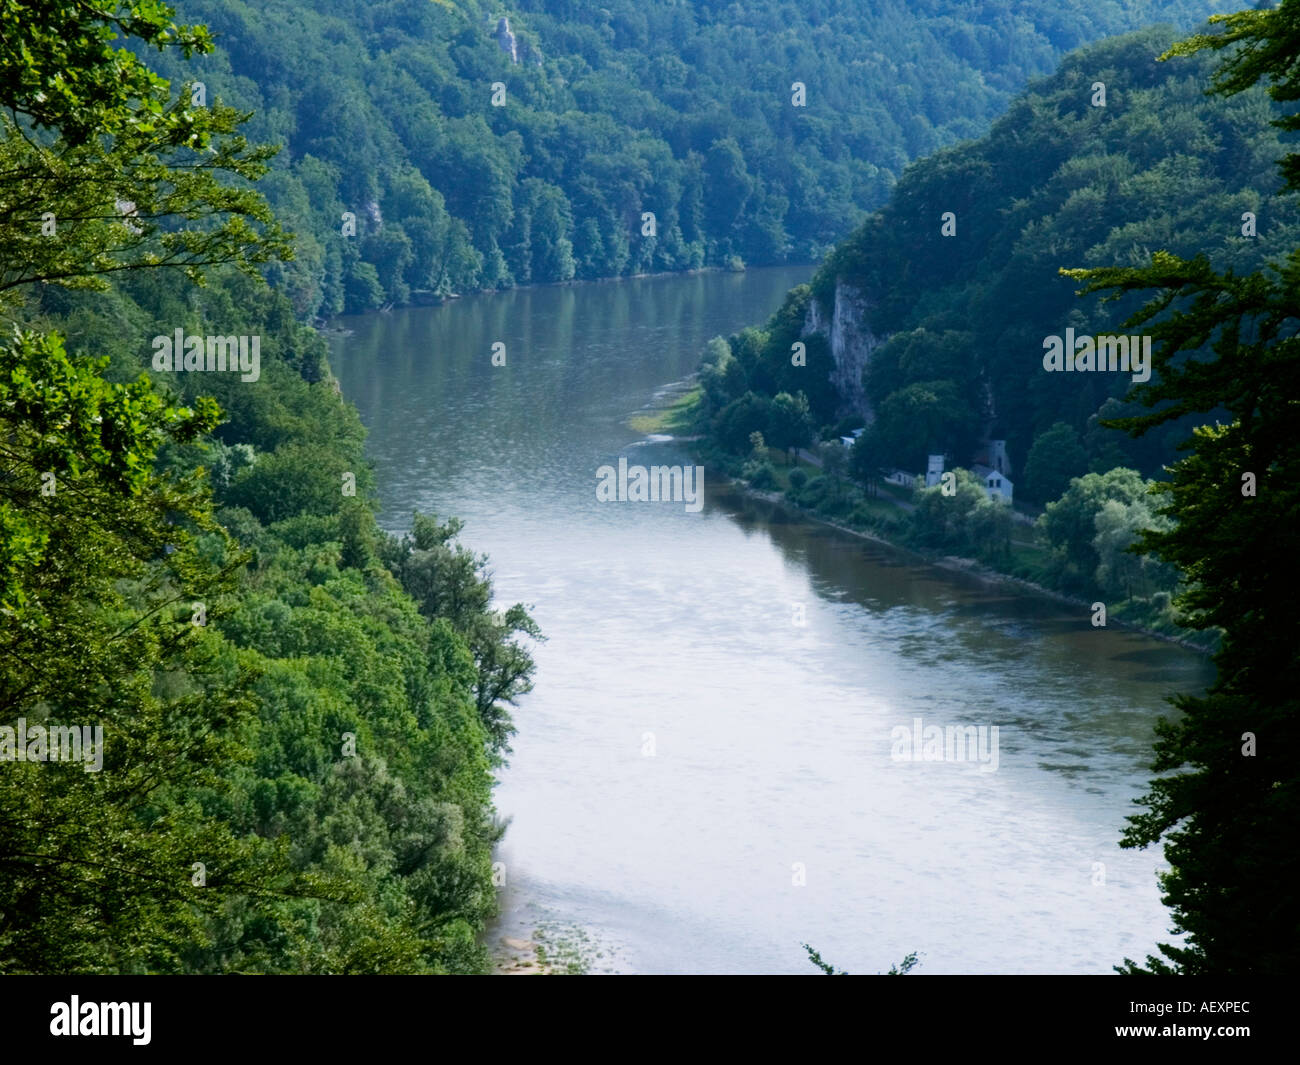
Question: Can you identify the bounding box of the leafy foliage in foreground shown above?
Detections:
[802,942,920,975]
[1066,15,1300,965]
[0,329,328,973]
[0,0,536,973]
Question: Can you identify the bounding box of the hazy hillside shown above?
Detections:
[144,0,1222,315]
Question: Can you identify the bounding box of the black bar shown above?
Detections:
[4,976,1284,1053]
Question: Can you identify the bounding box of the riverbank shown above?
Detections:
[714,470,1214,655]
[490,922,614,975]
[494,936,553,975]
[638,375,1213,655]
[627,379,703,436]
[320,262,823,332]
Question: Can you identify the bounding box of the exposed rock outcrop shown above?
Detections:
[802,280,885,422]
[495,17,518,64]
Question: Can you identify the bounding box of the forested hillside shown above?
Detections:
[699,26,1299,494]
[140,0,1220,316]
[0,1,538,973]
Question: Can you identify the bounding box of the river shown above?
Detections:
[332,266,1214,975]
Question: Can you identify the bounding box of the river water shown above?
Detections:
[332,266,1213,975]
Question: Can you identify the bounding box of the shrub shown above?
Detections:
[741,458,778,490]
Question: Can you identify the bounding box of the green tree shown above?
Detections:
[910,468,1010,562]
[818,441,849,503]
[767,391,815,463]
[702,137,752,243]
[1037,468,1148,594]
[1023,422,1090,503]
[1092,496,1174,600]
[870,381,979,473]
[849,430,887,497]
[0,330,332,973]
[0,0,290,301]
[380,514,542,761]
[342,254,384,313]
[0,0,212,143]
[362,225,415,305]
[1061,0,1300,973]
[712,391,776,456]
[699,336,748,413]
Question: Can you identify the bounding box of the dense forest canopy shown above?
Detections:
[0,0,538,973]
[135,0,1222,315]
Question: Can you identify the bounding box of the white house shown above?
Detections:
[923,452,1014,504]
[925,454,945,487]
[839,427,866,448]
[972,464,1014,503]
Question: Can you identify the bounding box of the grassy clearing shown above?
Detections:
[627,383,702,435]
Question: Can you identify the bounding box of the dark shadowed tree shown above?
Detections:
[1063,0,1300,974]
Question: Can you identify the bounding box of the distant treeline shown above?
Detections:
[138,0,1220,316]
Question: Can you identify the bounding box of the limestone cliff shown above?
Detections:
[802,280,885,422]
[495,17,518,64]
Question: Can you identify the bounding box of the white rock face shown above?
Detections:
[803,279,884,421]
[496,17,519,64]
